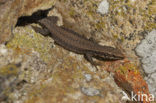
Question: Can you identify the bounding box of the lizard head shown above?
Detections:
[94,46,124,61]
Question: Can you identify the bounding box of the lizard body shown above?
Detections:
[33,16,124,65]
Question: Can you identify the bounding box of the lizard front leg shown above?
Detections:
[84,53,101,66]
[32,26,50,36]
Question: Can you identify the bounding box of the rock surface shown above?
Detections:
[0,0,54,43]
[136,30,156,98]
[0,0,155,103]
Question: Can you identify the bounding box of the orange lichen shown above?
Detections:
[113,61,150,103]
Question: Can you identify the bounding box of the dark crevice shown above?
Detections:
[15,6,54,26]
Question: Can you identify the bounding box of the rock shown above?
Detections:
[0,0,155,102]
[0,0,54,43]
[97,0,109,15]
[136,30,156,98]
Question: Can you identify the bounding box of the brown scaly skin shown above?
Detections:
[32,16,124,65]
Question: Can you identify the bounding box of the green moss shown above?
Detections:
[148,0,156,14]
[6,27,53,62]
[0,64,19,76]
[115,63,139,74]
[95,21,106,29]
[63,0,67,2]
[109,0,156,39]
[69,8,76,17]
[87,10,94,17]
[84,0,89,3]
[145,22,156,30]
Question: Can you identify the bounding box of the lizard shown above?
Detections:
[32,16,124,65]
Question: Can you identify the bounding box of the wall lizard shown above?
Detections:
[32,16,124,65]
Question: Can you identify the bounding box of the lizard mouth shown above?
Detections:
[93,54,124,61]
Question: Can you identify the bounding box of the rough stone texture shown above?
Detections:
[0,0,156,103]
[0,0,54,43]
[0,43,48,103]
[136,30,156,99]
[97,0,109,15]
[0,26,124,103]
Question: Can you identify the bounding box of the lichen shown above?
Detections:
[115,62,139,75]
[6,26,53,63]
[0,64,19,76]
[136,30,156,97]
[1,0,154,102]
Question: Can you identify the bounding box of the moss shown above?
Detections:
[148,0,156,14]
[95,21,105,29]
[69,8,76,17]
[145,22,156,30]
[116,62,139,75]
[6,27,53,62]
[84,0,89,3]
[87,10,94,17]
[0,64,19,76]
